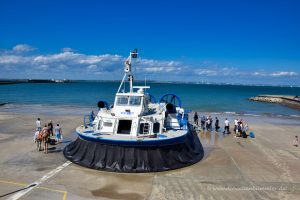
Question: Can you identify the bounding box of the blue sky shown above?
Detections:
[0,0,300,85]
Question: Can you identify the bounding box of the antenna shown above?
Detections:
[117,49,138,93]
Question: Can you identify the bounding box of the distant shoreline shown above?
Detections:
[0,79,71,84]
[0,79,299,87]
[0,81,26,85]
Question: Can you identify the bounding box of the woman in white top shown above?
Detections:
[55,124,63,143]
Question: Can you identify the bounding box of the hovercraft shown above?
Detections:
[63,49,204,172]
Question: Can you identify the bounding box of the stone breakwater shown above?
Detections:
[249,95,300,110]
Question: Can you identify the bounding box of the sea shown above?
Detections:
[1,82,300,118]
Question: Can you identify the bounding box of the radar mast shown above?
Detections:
[117,49,138,93]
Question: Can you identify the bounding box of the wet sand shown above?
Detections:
[0,109,299,200]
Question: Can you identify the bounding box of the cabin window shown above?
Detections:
[129,96,141,106]
[117,120,132,134]
[153,122,160,133]
[103,122,113,127]
[116,96,129,105]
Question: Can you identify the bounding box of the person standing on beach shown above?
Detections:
[293,136,298,147]
[242,122,249,137]
[34,129,39,142]
[236,120,243,137]
[201,116,206,131]
[244,122,249,133]
[193,112,199,125]
[48,120,54,136]
[208,116,213,131]
[42,125,50,154]
[36,118,41,131]
[55,124,63,143]
[223,118,230,134]
[234,119,238,132]
[34,128,42,151]
[215,117,220,132]
[205,117,210,131]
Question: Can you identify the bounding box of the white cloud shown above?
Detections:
[12,44,36,53]
[61,47,75,52]
[57,64,68,69]
[0,46,125,77]
[33,52,80,64]
[0,55,27,64]
[195,69,218,76]
[35,65,49,70]
[252,71,265,76]
[194,67,241,76]
[144,67,164,72]
[270,71,298,77]
[252,71,298,77]
[80,55,103,64]
[136,59,182,74]
[0,44,299,83]
[87,64,98,71]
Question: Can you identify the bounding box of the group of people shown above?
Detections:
[193,112,251,138]
[34,118,63,154]
[233,118,249,138]
[193,112,300,146]
[193,112,220,132]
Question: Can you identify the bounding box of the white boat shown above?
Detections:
[64,49,203,172]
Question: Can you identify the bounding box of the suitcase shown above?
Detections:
[49,139,56,145]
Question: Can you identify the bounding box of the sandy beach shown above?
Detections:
[0,108,299,200]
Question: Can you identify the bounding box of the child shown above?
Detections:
[34,129,39,142]
[34,128,42,151]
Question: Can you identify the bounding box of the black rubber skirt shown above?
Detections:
[63,126,204,173]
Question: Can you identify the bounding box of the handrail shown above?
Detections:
[159,104,167,113]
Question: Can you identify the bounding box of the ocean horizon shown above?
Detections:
[1,82,300,118]
[1,78,300,87]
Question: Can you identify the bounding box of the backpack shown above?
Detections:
[49,139,56,145]
[42,128,49,138]
[37,132,43,140]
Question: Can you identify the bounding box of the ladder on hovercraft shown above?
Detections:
[142,123,150,135]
